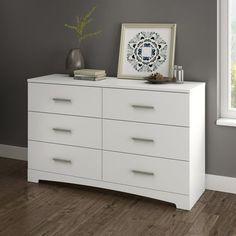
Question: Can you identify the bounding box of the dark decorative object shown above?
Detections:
[64,6,101,76]
[66,48,85,77]
[145,72,171,84]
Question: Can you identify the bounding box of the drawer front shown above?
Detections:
[103,120,189,161]
[28,83,102,117]
[28,112,101,149]
[28,141,102,180]
[103,151,189,195]
[103,88,189,126]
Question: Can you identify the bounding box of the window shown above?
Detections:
[219,0,236,120]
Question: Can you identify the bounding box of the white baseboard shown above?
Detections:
[0,144,27,161]
[206,174,236,194]
[0,144,235,195]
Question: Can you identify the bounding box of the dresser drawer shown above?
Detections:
[103,88,189,126]
[103,120,189,161]
[28,141,102,180]
[28,83,102,117]
[28,112,101,149]
[103,151,189,195]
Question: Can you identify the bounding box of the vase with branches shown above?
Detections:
[65,6,101,76]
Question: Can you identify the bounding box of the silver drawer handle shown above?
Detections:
[131,105,155,110]
[52,158,72,164]
[52,128,72,133]
[131,170,155,176]
[53,98,72,103]
[131,137,154,143]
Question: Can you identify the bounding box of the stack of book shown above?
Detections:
[74,69,106,81]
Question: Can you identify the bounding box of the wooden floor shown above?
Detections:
[0,158,236,236]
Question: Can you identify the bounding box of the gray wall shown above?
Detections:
[0,0,235,177]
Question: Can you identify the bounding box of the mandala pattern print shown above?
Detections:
[127,32,168,72]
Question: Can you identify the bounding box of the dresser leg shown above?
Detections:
[28,170,39,183]
[28,177,39,183]
[175,200,191,211]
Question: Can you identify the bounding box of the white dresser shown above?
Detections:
[28,74,205,210]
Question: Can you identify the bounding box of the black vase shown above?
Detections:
[66,48,85,77]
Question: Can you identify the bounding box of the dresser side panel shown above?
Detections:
[189,84,206,208]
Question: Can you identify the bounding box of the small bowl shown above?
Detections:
[145,76,171,84]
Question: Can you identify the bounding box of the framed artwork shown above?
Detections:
[117,23,176,80]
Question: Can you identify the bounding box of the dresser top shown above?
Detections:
[28,74,205,93]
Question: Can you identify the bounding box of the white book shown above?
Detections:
[74,75,106,81]
[74,69,106,77]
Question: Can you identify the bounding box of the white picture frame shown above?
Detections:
[117,23,177,80]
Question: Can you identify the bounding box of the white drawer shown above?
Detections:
[28,83,102,117]
[103,88,189,126]
[28,112,101,149]
[103,151,189,195]
[103,120,189,161]
[28,141,102,180]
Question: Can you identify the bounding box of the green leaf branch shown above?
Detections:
[65,6,101,46]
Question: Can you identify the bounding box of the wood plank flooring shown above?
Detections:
[0,157,236,236]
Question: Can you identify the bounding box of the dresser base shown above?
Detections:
[28,169,204,211]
